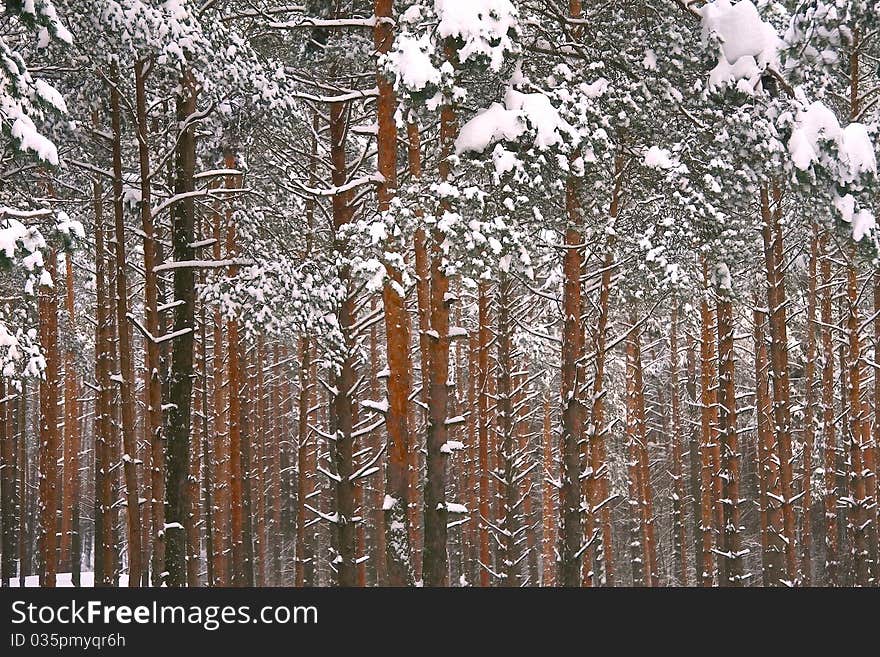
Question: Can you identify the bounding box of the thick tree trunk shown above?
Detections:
[422,81,457,587]
[375,0,413,588]
[38,247,59,587]
[108,69,143,587]
[328,99,358,587]
[134,59,165,586]
[164,72,198,586]
[845,259,869,586]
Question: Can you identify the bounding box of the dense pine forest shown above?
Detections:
[0,0,878,589]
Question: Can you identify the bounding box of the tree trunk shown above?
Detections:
[760,184,797,584]
[164,71,198,586]
[108,68,143,587]
[698,284,717,586]
[295,337,312,587]
[375,0,413,588]
[328,98,358,587]
[134,59,165,586]
[669,304,687,585]
[818,232,838,585]
[38,247,59,587]
[0,379,12,585]
[422,78,457,587]
[716,281,742,585]
[496,275,520,586]
[801,225,819,586]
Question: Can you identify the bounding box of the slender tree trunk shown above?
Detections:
[588,158,621,588]
[754,303,773,586]
[541,394,555,586]
[801,225,819,586]
[559,225,583,587]
[0,380,12,585]
[631,322,657,586]
[760,184,797,584]
[269,346,282,585]
[93,166,114,587]
[295,337,312,587]
[625,328,644,587]
[669,304,687,585]
[18,388,28,587]
[210,188,228,586]
[477,283,491,587]
[496,275,520,586]
[686,333,703,586]
[818,232,838,585]
[698,284,717,586]
[60,248,79,581]
[716,279,742,585]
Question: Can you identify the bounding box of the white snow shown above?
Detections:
[8,572,130,587]
[789,102,877,183]
[455,88,577,157]
[386,32,441,92]
[644,146,675,170]
[700,1,781,92]
[435,0,518,71]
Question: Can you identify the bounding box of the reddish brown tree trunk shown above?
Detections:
[60,250,80,584]
[760,184,797,584]
[134,59,165,586]
[818,232,838,585]
[295,337,312,587]
[716,281,742,585]
[541,394,555,586]
[698,284,717,587]
[38,248,59,586]
[376,0,413,587]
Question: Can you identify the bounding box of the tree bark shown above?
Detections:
[669,304,687,585]
[716,281,742,585]
[164,71,198,586]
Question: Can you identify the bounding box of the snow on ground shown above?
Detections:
[7,572,130,587]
